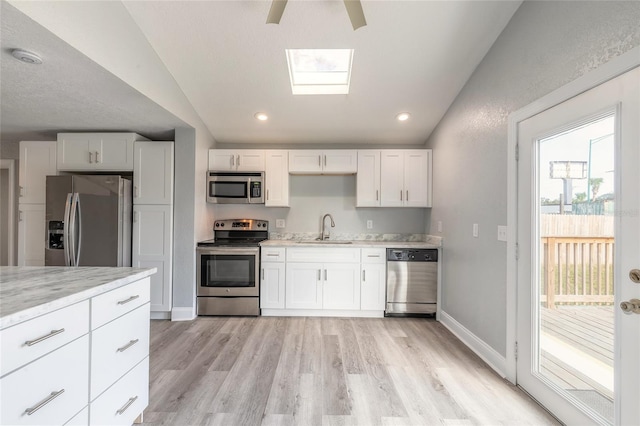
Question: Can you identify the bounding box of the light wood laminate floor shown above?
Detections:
[142,317,558,425]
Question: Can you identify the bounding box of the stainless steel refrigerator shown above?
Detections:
[45,175,132,267]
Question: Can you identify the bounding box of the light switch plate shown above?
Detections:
[437,221,443,233]
[473,223,479,238]
[497,225,507,242]
[276,219,285,228]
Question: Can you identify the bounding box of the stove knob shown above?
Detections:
[215,223,219,227]
[220,223,225,227]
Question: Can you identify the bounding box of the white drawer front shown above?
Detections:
[261,247,285,262]
[1,301,89,377]
[91,303,150,399]
[90,357,149,426]
[91,277,150,330]
[361,248,386,264]
[286,247,360,263]
[0,335,89,426]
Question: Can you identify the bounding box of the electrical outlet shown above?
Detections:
[473,223,479,238]
[497,225,507,242]
[437,221,443,233]
[366,220,373,229]
[276,219,285,228]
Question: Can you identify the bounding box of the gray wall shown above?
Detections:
[0,169,9,265]
[213,175,428,237]
[426,1,640,356]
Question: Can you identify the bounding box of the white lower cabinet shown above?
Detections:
[322,263,361,310]
[360,248,386,311]
[89,357,149,426]
[261,262,285,309]
[0,335,89,426]
[286,262,323,309]
[17,203,45,266]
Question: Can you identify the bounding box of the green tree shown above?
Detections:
[589,178,603,200]
[573,192,587,203]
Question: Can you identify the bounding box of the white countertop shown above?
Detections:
[261,239,441,249]
[0,266,156,329]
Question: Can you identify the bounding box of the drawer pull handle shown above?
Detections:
[117,339,140,353]
[24,389,65,415]
[116,396,138,415]
[367,255,380,258]
[117,295,140,305]
[25,328,65,346]
[266,254,279,257]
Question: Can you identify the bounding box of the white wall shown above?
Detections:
[213,175,427,237]
[426,1,640,356]
[0,169,9,265]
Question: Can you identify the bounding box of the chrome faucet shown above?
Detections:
[320,213,335,240]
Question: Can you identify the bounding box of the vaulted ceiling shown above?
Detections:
[1,1,522,145]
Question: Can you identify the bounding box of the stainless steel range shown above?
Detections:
[196,219,269,316]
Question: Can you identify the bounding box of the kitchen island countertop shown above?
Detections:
[0,266,156,329]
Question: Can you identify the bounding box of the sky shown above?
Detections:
[538,115,615,202]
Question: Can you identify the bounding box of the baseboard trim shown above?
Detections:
[439,310,507,378]
[150,311,171,320]
[261,309,384,318]
[171,307,196,321]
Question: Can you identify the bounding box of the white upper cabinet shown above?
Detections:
[356,150,381,207]
[57,133,145,171]
[17,203,45,266]
[264,150,289,207]
[289,150,357,174]
[208,149,265,171]
[19,141,57,204]
[133,142,174,205]
[380,150,432,207]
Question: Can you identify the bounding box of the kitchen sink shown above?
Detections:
[296,240,353,244]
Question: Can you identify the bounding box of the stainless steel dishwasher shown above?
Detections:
[386,248,438,316]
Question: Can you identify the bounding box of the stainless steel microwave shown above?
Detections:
[206,171,264,204]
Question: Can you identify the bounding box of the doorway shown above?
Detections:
[513,65,640,424]
[0,159,16,266]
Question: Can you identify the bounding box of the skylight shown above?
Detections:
[285,49,353,95]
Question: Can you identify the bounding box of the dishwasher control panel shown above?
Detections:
[387,249,438,262]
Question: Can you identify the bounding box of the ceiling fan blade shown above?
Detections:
[343,0,367,30]
[266,0,288,24]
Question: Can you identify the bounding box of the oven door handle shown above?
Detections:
[196,247,261,256]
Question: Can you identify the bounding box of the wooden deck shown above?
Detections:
[539,305,614,420]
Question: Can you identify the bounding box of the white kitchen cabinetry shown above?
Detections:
[57,133,146,172]
[133,142,174,205]
[356,150,381,207]
[132,205,173,313]
[208,149,265,171]
[264,150,289,207]
[360,248,386,310]
[285,248,361,310]
[132,141,174,316]
[17,203,45,266]
[19,141,57,204]
[380,150,432,207]
[289,150,357,174]
[260,248,286,309]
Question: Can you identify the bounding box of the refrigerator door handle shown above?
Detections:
[74,194,82,266]
[63,194,73,266]
[68,193,79,266]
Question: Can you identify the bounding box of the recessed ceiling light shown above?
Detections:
[11,49,42,65]
[396,112,411,122]
[286,49,353,95]
[254,112,269,121]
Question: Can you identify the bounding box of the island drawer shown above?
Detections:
[90,303,150,400]
[91,277,150,330]
[90,357,149,426]
[0,335,89,426]
[361,248,386,264]
[262,247,285,262]
[0,300,89,377]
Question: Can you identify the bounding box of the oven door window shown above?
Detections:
[210,181,247,198]
[201,254,255,287]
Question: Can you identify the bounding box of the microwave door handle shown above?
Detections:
[247,178,251,203]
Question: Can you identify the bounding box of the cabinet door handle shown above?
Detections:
[261,268,265,280]
[237,155,240,167]
[324,269,328,280]
[367,254,380,258]
[400,190,403,201]
[362,270,366,281]
[24,389,65,416]
[89,151,94,164]
[116,339,139,353]
[19,186,23,197]
[117,295,140,305]
[116,396,138,416]
[376,190,378,201]
[317,269,321,281]
[231,156,235,167]
[266,189,269,201]
[324,155,327,167]
[133,211,139,223]
[19,210,23,222]
[406,190,409,202]
[134,186,139,198]
[95,151,100,163]
[25,328,65,346]
[266,253,279,257]
[318,155,321,167]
